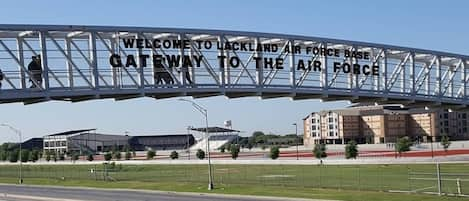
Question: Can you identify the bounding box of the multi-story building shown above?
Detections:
[303,105,469,145]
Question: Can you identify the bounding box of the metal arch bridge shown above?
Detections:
[0,24,467,108]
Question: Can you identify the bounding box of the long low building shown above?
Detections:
[303,105,469,145]
[43,129,195,154]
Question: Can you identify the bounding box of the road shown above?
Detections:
[0,184,320,201]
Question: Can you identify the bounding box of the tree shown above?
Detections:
[440,135,451,153]
[8,150,18,163]
[230,144,240,159]
[146,150,156,159]
[225,143,232,152]
[345,140,358,159]
[170,151,179,159]
[196,149,205,160]
[21,150,29,163]
[396,136,413,157]
[313,143,327,160]
[86,154,94,161]
[104,152,112,161]
[251,131,266,145]
[246,143,253,150]
[270,146,280,159]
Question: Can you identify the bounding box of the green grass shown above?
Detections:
[0,163,468,201]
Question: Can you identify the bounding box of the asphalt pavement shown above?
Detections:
[0,184,325,201]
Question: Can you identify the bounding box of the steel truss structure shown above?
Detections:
[0,24,467,108]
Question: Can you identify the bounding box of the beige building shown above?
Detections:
[303,105,469,145]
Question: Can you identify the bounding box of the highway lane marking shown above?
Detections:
[2,194,86,201]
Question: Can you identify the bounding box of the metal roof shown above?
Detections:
[190,127,240,133]
[45,128,96,137]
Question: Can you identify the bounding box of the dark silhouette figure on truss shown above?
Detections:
[27,55,43,88]
[153,62,174,86]
[179,66,193,85]
[0,68,4,89]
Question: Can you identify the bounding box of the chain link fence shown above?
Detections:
[0,163,467,197]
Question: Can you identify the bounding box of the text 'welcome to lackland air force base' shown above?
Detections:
[109,38,380,76]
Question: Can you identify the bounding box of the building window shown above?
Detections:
[444,121,449,126]
[61,141,66,147]
[463,113,467,119]
[444,113,449,119]
[44,142,49,147]
[329,125,334,129]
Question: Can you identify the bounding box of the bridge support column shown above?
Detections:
[39,31,49,90]
[16,37,26,89]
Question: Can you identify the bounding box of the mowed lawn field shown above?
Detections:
[0,163,468,201]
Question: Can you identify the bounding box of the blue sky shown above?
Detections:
[0,0,468,142]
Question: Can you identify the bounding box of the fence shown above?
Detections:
[0,163,467,197]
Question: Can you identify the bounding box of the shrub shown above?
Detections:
[8,150,18,163]
[104,152,112,161]
[219,146,225,153]
[52,152,57,162]
[196,149,205,160]
[313,143,327,159]
[87,154,94,161]
[230,144,240,159]
[345,140,358,159]
[71,153,79,161]
[440,135,451,152]
[113,151,122,160]
[170,151,179,160]
[270,146,280,160]
[30,150,40,162]
[125,151,132,160]
[396,137,412,157]
[44,151,51,162]
[0,151,7,161]
[58,153,65,161]
[21,150,29,163]
[147,150,156,159]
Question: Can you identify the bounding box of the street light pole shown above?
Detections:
[293,123,298,160]
[187,126,191,160]
[1,124,23,184]
[179,99,214,190]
